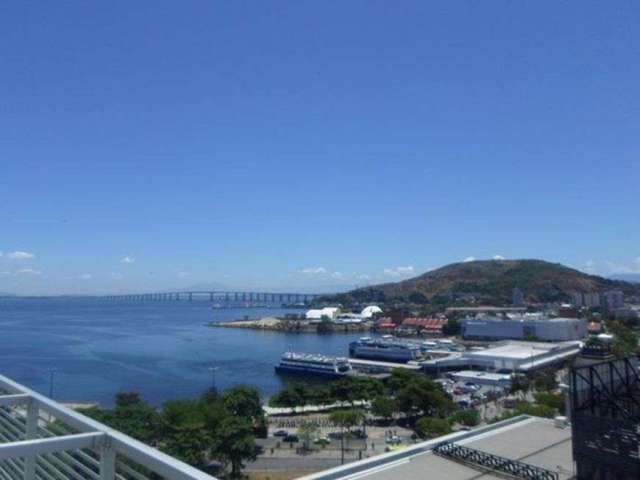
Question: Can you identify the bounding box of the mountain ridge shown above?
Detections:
[322,259,640,305]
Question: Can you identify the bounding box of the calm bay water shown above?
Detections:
[0,298,364,407]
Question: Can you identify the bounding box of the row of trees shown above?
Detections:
[80,386,264,478]
[270,370,457,427]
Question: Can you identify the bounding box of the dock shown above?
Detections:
[349,358,422,374]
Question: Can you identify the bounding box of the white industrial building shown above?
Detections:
[449,370,513,387]
[461,316,587,341]
[422,340,582,373]
[361,305,382,318]
[305,307,340,320]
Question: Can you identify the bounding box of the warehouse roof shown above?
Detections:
[468,341,579,360]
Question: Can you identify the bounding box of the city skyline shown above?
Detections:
[2,1,639,294]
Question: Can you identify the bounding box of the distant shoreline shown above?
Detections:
[209,317,371,334]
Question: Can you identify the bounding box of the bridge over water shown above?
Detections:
[103,291,322,307]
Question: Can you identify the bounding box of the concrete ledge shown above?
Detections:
[296,415,534,480]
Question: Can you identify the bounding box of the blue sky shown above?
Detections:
[1,1,639,294]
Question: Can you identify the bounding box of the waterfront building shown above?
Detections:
[305,307,340,320]
[421,340,582,373]
[461,315,587,341]
[374,317,396,332]
[397,317,448,336]
[360,305,382,318]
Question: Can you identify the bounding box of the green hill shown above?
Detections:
[323,259,640,306]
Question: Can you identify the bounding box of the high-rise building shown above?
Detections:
[603,289,624,311]
[573,291,601,308]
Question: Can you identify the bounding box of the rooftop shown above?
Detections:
[299,416,573,480]
[467,341,579,360]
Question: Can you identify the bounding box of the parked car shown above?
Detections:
[283,434,299,443]
[273,430,288,437]
[314,437,331,446]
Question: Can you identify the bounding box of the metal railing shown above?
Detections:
[433,441,558,480]
[0,374,217,480]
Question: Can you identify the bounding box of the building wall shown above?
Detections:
[462,317,587,341]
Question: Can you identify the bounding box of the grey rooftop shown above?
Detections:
[0,373,217,480]
[298,416,574,480]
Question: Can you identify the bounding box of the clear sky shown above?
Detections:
[1,1,639,295]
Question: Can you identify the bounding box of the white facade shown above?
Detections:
[462,316,587,341]
[422,340,582,373]
[306,307,340,320]
[361,305,382,318]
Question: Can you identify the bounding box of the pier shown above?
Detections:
[101,291,322,307]
[348,358,422,374]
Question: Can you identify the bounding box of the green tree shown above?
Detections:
[416,417,451,439]
[534,391,564,412]
[532,369,558,391]
[330,378,358,405]
[329,409,365,465]
[81,392,162,446]
[211,416,257,479]
[329,409,365,432]
[451,410,480,427]
[514,402,555,418]
[222,385,263,420]
[297,420,319,451]
[442,318,461,336]
[408,292,428,304]
[161,400,209,467]
[395,376,455,422]
[608,321,640,357]
[387,368,421,395]
[371,396,395,423]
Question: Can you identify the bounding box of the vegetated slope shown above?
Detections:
[324,259,640,305]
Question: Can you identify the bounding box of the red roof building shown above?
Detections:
[400,317,448,333]
[376,317,396,330]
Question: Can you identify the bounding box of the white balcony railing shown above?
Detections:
[0,374,217,480]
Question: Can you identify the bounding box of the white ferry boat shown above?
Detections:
[275,352,353,378]
[349,336,421,363]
